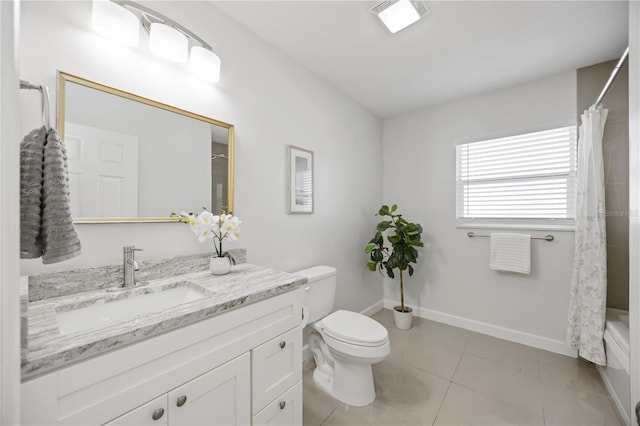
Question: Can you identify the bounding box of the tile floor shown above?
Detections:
[303,308,623,426]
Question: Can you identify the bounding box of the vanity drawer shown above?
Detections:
[103,394,168,426]
[251,326,302,414]
[252,381,302,426]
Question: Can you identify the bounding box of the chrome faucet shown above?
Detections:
[123,246,143,287]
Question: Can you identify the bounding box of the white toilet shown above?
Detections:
[295,265,390,407]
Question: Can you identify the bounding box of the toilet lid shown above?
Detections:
[320,310,388,346]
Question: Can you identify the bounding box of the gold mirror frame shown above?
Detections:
[57,71,234,224]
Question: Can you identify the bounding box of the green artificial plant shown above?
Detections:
[365,204,423,313]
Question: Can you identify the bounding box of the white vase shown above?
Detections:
[210,256,231,275]
[393,305,413,330]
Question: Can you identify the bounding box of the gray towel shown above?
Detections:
[20,126,47,258]
[41,129,81,264]
[19,127,81,264]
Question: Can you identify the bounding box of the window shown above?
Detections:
[456,126,577,228]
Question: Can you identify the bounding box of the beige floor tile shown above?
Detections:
[386,328,465,380]
[303,310,621,426]
[434,383,544,426]
[452,353,543,416]
[373,358,450,424]
[303,368,339,426]
[380,312,467,381]
[371,308,394,325]
[373,309,472,346]
[541,384,623,426]
[465,334,539,370]
[412,321,471,351]
[320,402,424,426]
[538,357,607,395]
[535,348,580,366]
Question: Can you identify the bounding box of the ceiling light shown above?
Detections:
[149,23,188,63]
[371,0,428,34]
[91,0,139,46]
[190,46,221,83]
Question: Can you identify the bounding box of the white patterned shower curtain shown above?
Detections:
[567,107,608,365]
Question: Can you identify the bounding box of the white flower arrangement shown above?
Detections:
[172,210,241,262]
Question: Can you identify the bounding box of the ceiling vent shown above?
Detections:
[371,0,428,34]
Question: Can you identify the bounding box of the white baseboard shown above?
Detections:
[359,300,384,317]
[302,301,385,361]
[383,299,578,358]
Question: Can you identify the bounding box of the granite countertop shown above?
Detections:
[22,263,306,380]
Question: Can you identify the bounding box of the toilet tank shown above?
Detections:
[294,266,336,323]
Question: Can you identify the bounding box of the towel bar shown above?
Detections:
[467,231,554,242]
[19,78,51,130]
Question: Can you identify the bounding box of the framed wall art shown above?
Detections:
[287,145,314,214]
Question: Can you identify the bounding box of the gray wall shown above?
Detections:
[382,72,578,354]
[577,60,630,310]
[19,1,384,315]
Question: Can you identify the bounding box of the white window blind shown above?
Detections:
[456,126,577,227]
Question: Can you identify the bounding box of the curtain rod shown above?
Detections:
[593,46,629,109]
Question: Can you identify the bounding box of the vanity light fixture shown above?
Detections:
[371,0,428,34]
[149,22,188,63]
[190,46,221,83]
[91,0,221,82]
[91,0,139,46]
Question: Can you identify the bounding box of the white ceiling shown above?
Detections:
[214,1,629,119]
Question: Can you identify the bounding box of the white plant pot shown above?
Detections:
[210,256,231,275]
[393,306,413,330]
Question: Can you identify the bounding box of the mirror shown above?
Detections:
[57,71,234,223]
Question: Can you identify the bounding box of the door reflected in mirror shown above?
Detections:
[58,72,234,223]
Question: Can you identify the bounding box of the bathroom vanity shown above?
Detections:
[21,263,305,425]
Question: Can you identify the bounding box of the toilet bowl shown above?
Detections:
[295,266,390,407]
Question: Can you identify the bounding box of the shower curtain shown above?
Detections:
[567,107,608,365]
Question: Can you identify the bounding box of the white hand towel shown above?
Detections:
[490,233,531,274]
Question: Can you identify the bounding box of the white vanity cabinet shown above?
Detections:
[252,326,303,426]
[106,353,251,426]
[166,353,250,426]
[21,288,303,426]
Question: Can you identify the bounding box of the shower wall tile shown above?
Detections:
[606,245,629,310]
[577,59,629,122]
[603,121,629,185]
[605,183,630,216]
[577,60,629,311]
[605,209,629,248]
[600,62,629,124]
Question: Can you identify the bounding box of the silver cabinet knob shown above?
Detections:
[279,341,286,349]
[279,401,286,410]
[176,395,187,407]
[151,408,164,421]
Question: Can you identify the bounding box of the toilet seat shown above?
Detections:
[318,310,388,347]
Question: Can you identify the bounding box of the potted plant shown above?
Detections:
[365,204,423,329]
[172,209,241,275]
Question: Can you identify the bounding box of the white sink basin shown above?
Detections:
[56,284,207,334]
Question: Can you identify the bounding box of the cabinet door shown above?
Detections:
[168,352,250,426]
[103,394,168,426]
[252,381,302,426]
[252,327,302,413]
